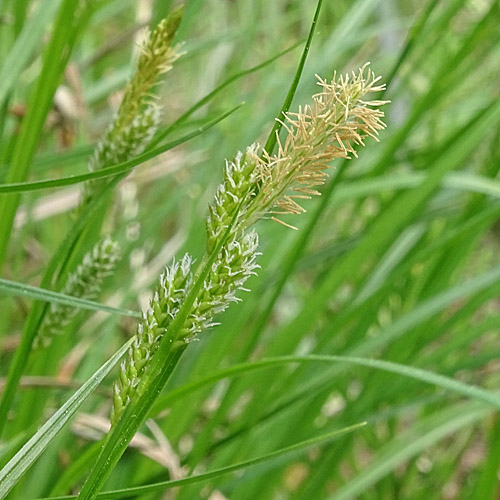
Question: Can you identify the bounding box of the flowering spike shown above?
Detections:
[247,64,388,223]
[79,7,184,209]
[114,7,183,133]
[109,64,388,427]
[80,104,161,207]
[34,237,121,350]
[205,144,259,253]
[110,233,259,426]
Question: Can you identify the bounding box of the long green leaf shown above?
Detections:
[263,0,323,155]
[265,264,500,425]
[21,41,300,177]
[469,415,500,499]
[149,40,303,149]
[152,354,500,413]
[0,176,122,437]
[35,423,365,500]
[0,104,244,194]
[327,402,491,500]
[0,339,133,500]
[0,0,86,269]
[0,0,60,108]
[32,349,500,499]
[46,349,500,496]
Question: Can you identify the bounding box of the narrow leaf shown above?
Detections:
[0,339,133,500]
[0,278,141,318]
[35,423,365,500]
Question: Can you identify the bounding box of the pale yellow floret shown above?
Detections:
[246,63,389,225]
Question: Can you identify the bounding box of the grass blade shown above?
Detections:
[0,278,140,319]
[0,0,60,108]
[153,354,500,413]
[0,104,244,194]
[327,402,490,500]
[263,0,323,154]
[0,339,133,500]
[36,423,365,500]
[0,0,88,269]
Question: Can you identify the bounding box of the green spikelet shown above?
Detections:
[110,232,259,426]
[114,8,183,133]
[34,236,121,350]
[111,254,192,426]
[81,104,161,207]
[80,6,183,209]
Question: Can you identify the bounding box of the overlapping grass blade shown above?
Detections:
[35,423,365,500]
[327,402,491,500]
[0,0,92,269]
[0,0,60,108]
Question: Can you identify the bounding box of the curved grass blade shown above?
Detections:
[30,145,94,174]
[23,41,300,176]
[0,278,140,318]
[43,348,500,495]
[0,103,244,194]
[152,354,500,414]
[149,40,303,149]
[223,264,500,452]
[0,0,88,270]
[31,342,500,500]
[0,339,133,500]
[34,423,365,500]
[0,175,123,437]
[1,144,93,177]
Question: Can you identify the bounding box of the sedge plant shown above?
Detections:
[80,6,183,209]
[3,1,497,499]
[78,64,388,498]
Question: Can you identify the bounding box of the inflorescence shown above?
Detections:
[34,237,121,350]
[80,7,183,209]
[110,63,388,426]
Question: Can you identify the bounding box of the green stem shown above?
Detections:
[76,347,186,500]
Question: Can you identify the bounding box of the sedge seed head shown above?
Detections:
[34,236,121,350]
[248,63,389,226]
[115,7,184,132]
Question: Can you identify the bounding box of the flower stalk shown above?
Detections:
[248,63,388,227]
[110,64,388,426]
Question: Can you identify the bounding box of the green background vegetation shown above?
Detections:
[1,0,500,499]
